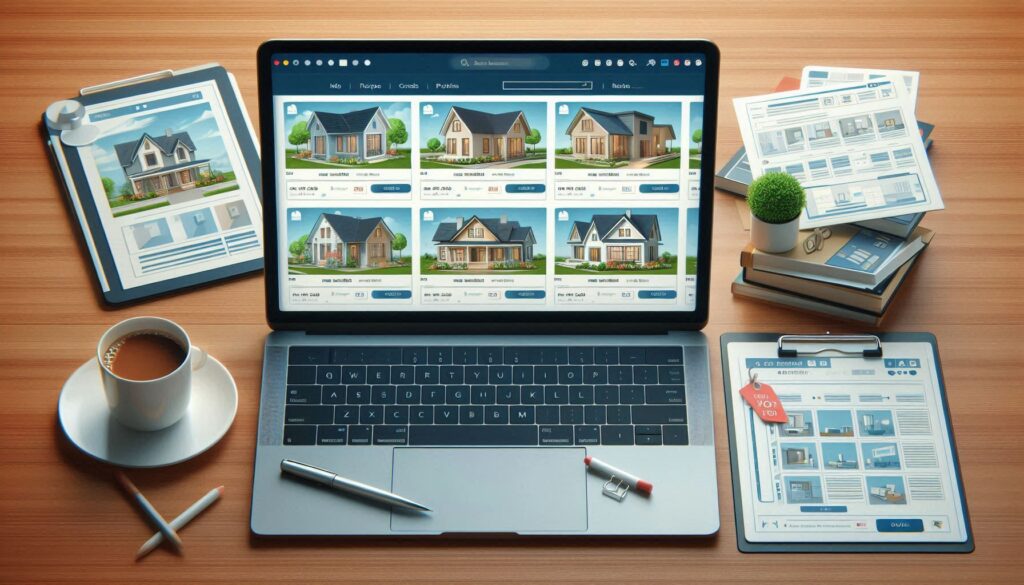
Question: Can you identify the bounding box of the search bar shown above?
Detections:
[502,80,593,91]
[452,55,550,70]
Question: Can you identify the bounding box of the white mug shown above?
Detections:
[96,316,207,431]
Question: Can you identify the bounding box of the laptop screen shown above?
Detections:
[266,46,710,319]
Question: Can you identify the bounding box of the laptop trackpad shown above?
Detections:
[390,448,587,533]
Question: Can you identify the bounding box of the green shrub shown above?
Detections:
[748,172,805,224]
[325,257,340,269]
[345,259,358,268]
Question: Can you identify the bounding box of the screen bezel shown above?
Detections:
[258,39,719,333]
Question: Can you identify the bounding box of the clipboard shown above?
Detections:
[42,64,262,305]
[721,332,973,553]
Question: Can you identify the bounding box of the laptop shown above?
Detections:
[251,40,721,536]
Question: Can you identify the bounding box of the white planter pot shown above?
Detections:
[751,214,800,253]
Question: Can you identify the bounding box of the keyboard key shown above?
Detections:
[342,365,366,384]
[348,425,371,445]
[446,385,470,404]
[434,405,458,424]
[583,365,608,385]
[485,405,509,424]
[290,346,328,365]
[373,425,408,445]
[646,385,686,404]
[620,385,645,404]
[391,365,414,383]
[539,425,573,445]
[569,385,594,404]
[359,405,383,424]
[409,425,538,446]
[402,347,427,365]
[385,405,409,425]
[428,347,453,364]
[585,405,607,424]
[347,385,370,404]
[465,365,488,384]
[397,385,420,404]
[439,366,463,384]
[636,434,663,446]
[659,365,685,384]
[663,425,689,445]
[334,405,358,424]
[608,366,632,384]
[410,405,433,424]
[371,385,396,404]
[504,347,536,365]
[536,347,568,365]
[283,425,316,445]
[460,405,483,424]
[595,385,618,404]
[479,347,502,365]
[453,347,477,364]
[645,346,683,364]
[363,347,402,364]
[285,405,333,425]
[510,405,535,424]
[601,425,634,445]
[317,425,347,445]
[512,366,533,384]
[534,366,557,385]
[471,385,496,404]
[366,365,389,384]
[634,365,658,385]
[489,366,512,384]
[594,347,618,364]
[560,405,584,425]
[632,405,687,424]
[575,425,600,445]
[287,385,320,404]
[415,366,438,384]
[558,366,583,384]
[322,385,345,404]
[422,385,445,404]
[497,385,520,404]
[607,405,631,424]
[544,385,568,404]
[287,365,316,384]
[522,386,544,404]
[536,405,559,424]
[568,347,594,365]
[317,365,340,385]
[619,347,645,364]
[635,425,662,436]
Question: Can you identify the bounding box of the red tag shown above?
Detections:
[739,380,788,423]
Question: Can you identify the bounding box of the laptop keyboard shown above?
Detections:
[281,346,687,447]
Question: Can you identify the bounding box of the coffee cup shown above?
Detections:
[96,316,207,431]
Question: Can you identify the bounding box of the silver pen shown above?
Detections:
[280,459,431,512]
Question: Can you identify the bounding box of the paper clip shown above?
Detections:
[602,476,630,501]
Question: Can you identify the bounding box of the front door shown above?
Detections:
[508,138,523,159]
[573,246,584,260]
[589,248,601,262]
[348,244,360,266]
[366,134,382,157]
[640,140,652,158]
[314,136,325,156]
[495,138,503,158]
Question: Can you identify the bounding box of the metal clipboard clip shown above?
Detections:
[777,334,883,358]
[602,476,630,501]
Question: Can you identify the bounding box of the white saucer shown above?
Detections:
[58,356,238,468]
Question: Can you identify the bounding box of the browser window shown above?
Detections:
[269,52,706,312]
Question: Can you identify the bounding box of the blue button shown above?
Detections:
[876,519,924,532]
[371,290,412,299]
[505,290,546,299]
[370,184,412,193]
[638,290,677,299]
[639,184,680,193]
[505,184,545,194]
[799,506,848,513]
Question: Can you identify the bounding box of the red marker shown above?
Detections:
[584,456,653,500]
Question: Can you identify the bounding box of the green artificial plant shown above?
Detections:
[747,172,806,224]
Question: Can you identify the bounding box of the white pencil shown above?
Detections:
[136,486,224,559]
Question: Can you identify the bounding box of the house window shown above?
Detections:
[469,227,484,238]
[625,246,640,261]
[512,122,521,133]
[371,120,377,129]
[590,233,597,242]
[446,138,456,155]
[374,227,382,237]
[176,147,187,160]
[343,135,357,153]
[482,138,490,154]
[582,119,593,132]
[493,248,505,261]
[461,138,469,156]
[439,248,447,261]
[320,227,325,238]
[145,153,158,166]
[575,137,587,154]
[640,121,648,134]
[453,120,462,132]
[591,138,605,155]
[618,228,631,237]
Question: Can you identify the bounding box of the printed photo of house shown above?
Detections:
[419,208,546,274]
[91,102,240,218]
[286,208,412,275]
[555,102,682,169]
[283,102,412,169]
[554,208,678,275]
[419,102,546,169]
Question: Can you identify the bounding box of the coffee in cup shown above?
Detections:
[103,331,187,381]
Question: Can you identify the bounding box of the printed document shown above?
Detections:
[802,66,920,111]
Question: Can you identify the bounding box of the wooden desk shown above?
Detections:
[2,1,1022,582]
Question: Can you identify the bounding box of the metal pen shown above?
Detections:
[280,459,431,512]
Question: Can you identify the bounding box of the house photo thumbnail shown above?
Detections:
[283,102,412,169]
[90,102,239,218]
[419,102,546,169]
[554,102,683,169]
[554,208,679,275]
[419,208,546,275]
[286,208,412,275]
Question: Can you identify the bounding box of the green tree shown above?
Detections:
[391,232,408,260]
[691,128,703,153]
[289,234,309,261]
[525,128,542,153]
[426,137,441,152]
[101,177,115,198]
[288,121,310,152]
[119,181,134,197]
[387,118,408,151]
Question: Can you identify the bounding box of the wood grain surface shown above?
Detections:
[1,1,1022,583]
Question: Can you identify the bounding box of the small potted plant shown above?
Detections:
[747,172,806,253]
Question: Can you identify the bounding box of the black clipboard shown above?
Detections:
[720,332,974,553]
[42,64,262,305]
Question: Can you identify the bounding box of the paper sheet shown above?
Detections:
[802,66,920,111]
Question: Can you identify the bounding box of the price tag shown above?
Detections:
[739,379,788,423]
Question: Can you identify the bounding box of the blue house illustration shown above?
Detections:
[306,107,390,161]
[114,129,211,196]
